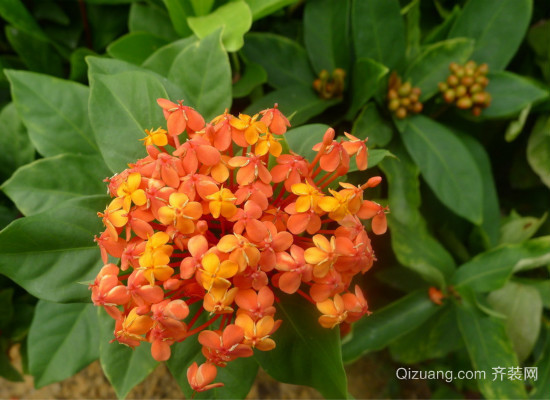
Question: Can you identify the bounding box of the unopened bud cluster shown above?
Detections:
[438,61,491,116]
[387,72,423,119]
[313,68,346,99]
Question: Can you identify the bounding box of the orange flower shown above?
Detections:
[117,172,147,212]
[157,98,205,136]
[205,187,237,218]
[260,104,290,135]
[235,314,277,351]
[187,362,223,392]
[141,127,168,147]
[316,294,347,329]
[158,193,202,234]
[199,253,239,295]
[229,113,267,146]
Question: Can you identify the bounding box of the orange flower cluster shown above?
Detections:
[91,99,387,392]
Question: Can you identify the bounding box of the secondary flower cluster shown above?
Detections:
[438,61,491,116]
[387,72,423,119]
[313,68,346,99]
[91,100,387,392]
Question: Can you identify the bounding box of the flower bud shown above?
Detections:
[400,97,411,107]
[397,82,411,97]
[472,92,486,104]
[469,83,483,94]
[455,85,467,97]
[456,96,472,109]
[447,75,459,87]
[443,89,455,103]
[438,82,448,92]
[395,107,407,119]
[472,106,482,117]
[461,76,474,87]
[388,99,400,111]
[477,63,489,75]
[412,102,423,113]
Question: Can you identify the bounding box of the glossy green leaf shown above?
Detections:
[0,103,34,181]
[168,30,232,121]
[423,6,461,45]
[351,103,393,148]
[404,38,474,101]
[0,195,108,302]
[500,211,547,245]
[367,149,395,169]
[129,2,179,41]
[98,308,158,399]
[28,301,99,388]
[141,36,197,76]
[342,291,438,364]
[487,282,542,361]
[0,204,18,231]
[284,123,329,162]
[448,0,532,71]
[2,154,111,216]
[5,26,63,77]
[528,20,550,83]
[457,132,500,249]
[389,303,461,363]
[398,115,483,224]
[404,0,421,61]
[453,236,550,292]
[6,70,97,157]
[245,85,338,126]
[188,0,252,52]
[352,0,405,70]
[530,324,550,399]
[245,0,296,20]
[375,265,427,293]
[242,33,315,89]
[168,335,258,399]
[380,142,456,286]
[456,302,527,399]
[233,62,267,98]
[304,0,351,73]
[482,72,549,119]
[527,115,550,188]
[505,104,531,142]
[69,47,97,83]
[107,32,169,65]
[89,71,170,173]
[348,58,389,119]
[0,0,45,36]
[255,293,347,399]
[162,0,193,37]
[190,0,215,16]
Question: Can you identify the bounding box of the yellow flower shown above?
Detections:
[116,172,147,211]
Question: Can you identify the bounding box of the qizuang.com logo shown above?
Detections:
[396,368,486,383]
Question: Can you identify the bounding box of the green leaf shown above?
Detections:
[348,58,389,119]
[0,195,108,302]
[456,301,527,399]
[141,36,198,76]
[284,123,329,162]
[457,132,500,249]
[0,339,23,381]
[244,0,296,20]
[505,104,531,142]
[304,0,351,73]
[187,0,252,52]
[527,115,550,188]
[487,282,542,361]
[168,30,232,121]
[6,70,97,157]
[398,115,483,225]
[528,20,550,83]
[448,0,532,71]
[254,293,347,399]
[0,288,14,329]
[162,0,193,37]
[0,103,34,181]
[87,3,128,51]
[98,308,158,399]
[423,5,461,45]
[453,236,550,292]
[89,71,170,173]
[482,72,549,119]
[0,0,45,36]
[107,32,169,65]
[342,290,438,364]
[245,85,338,126]
[517,279,550,309]
[380,142,456,286]
[367,149,395,169]
[389,303,462,363]
[500,211,547,245]
[242,33,315,89]
[28,301,99,387]
[404,0,421,61]
[69,47,97,83]
[232,62,267,98]
[2,154,111,216]
[351,103,393,148]
[404,38,474,101]
[352,0,406,70]
[531,324,550,399]
[168,336,259,399]
[4,26,62,77]
[129,2,179,41]
[190,0,215,16]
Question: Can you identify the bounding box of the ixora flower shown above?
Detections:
[91,100,388,392]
